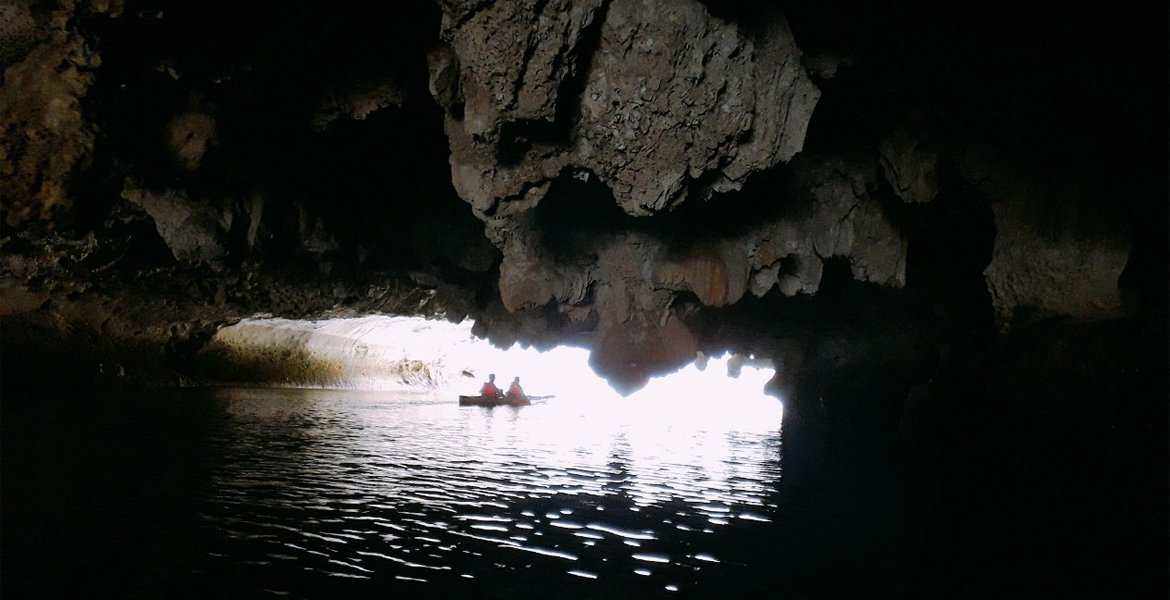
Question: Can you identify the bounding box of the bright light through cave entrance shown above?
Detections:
[200,315,787,592]
[210,315,784,430]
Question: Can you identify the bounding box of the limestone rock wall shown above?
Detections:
[0,0,122,231]
[431,0,834,386]
[961,154,1132,329]
[480,153,908,388]
[199,316,474,389]
[432,0,819,217]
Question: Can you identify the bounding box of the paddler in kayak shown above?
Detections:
[479,374,502,398]
[505,376,526,403]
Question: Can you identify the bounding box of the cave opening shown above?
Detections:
[196,313,782,417]
[3,313,794,599]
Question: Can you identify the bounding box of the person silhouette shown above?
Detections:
[506,376,525,400]
[480,374,501,397]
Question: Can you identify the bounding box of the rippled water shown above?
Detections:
[195,388,782,598]
[3,387,925,599]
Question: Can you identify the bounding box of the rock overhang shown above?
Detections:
[0,0,1162,407]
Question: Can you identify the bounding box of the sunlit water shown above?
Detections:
[196,388,781,598]
[2,384,925,599]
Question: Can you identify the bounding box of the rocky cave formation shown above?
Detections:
[1,0,1166,592]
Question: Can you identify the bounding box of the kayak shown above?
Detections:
[457,394,552,407]
[458,394,531,407]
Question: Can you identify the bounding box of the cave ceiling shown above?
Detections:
[0,0,1165,394]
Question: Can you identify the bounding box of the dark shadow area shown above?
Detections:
[531,161,809,260]
[881,159,997,343]
[0,390,222,599]
[683,256,937,437]
[785,0,1167,297]
[642,162,805,244]
[532,171,637,255]
[914,316,1170,598]
[81,0,482,276]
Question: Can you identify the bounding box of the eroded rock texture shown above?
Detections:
[879,130,938,205]
[431,0,830,386]
[121,181,233,268]
[477,151,911,389]
[0,0,121,231]
[960,154,1132,329]
[433,0,819,217]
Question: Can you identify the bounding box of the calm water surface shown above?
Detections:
[2,388,923,599]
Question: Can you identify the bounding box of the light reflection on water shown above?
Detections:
[198,387,783,596]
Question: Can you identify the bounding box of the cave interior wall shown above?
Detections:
[0,0,1165,428]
